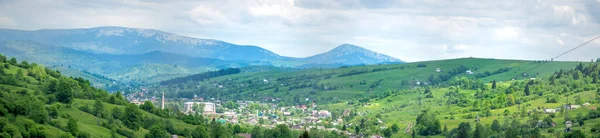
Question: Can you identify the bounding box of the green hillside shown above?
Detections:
[0,54,323,138]
[151,58,580,104]
[320,62,600,137]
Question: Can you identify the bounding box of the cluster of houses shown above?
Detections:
[543,103,595,114]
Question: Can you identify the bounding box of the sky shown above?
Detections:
[1,0,600,62]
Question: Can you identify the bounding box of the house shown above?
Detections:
[297,105,307,110]
[317,110,332,118]
[317,126,325,130]
[436,68,442,72]
[544,109,557,114]
[466,70,474,75]
[171,135,178,138]
[570,105,581,109]
[583,102,591,106]
[224,111,237,118]
[291,125,303,130]
[565,121,573,128]
[283,112,291,116]
[305,117,319,123]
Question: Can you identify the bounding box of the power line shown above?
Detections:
[552,35,600,60]
[519,35,600,78]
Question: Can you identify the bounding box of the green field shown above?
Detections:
[153,58,581,104]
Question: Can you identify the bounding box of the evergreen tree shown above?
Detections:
[473,123,487,138]
[524,84,531,96]
[492,80,497,89]
[457,122,472,138]
[491,120,501,132]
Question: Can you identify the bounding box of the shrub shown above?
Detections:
[117,128,135,138]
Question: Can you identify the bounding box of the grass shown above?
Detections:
[328,86,600,137]
[161,58,582,104]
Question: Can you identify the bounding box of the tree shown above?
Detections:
[457,122,472,138]
[233,124,242,134]
[300,131,310,138]
[391,124,400,133]
[355,126,360,134]
[123,104,143,131]
[67,118,79,136]
[93,100,106,118]
[565,129,585,138]
[146,124,168,138]
[9,58,17,65]
[415,110,442,136]
[383,128,393,137]
[112,107,124,119]
[473,123,487,138]
[56,80,74,104]
[274,124,292,138]
[492,80,497,89]
[524,85,531,96]
[443,124,448,135]
[141,101,155,112]
[251,126,263,138]
[192,125,210,138]
[491,119,501,132]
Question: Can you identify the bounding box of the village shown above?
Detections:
[125,90,363,137]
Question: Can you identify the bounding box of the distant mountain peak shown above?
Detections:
[330,43,367,53]
[306,44,403,65]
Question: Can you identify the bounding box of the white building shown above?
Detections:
[435,68,442,72]
[183,102,216,114]
[544,109,557,114]
[466,70,474,75]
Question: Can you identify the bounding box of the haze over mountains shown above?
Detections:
[0,26,402,83]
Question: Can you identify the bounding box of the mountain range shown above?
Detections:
[0,26,403,84]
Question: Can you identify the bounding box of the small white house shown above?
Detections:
[544,109,557,114]
[570,105,581,109]
[435,68,442,72]
[466,70,474,75]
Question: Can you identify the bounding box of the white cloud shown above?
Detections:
[0,0,599,62]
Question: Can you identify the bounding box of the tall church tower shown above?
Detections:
[161,91,165,110]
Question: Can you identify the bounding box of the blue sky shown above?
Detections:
[1,0,599,62]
